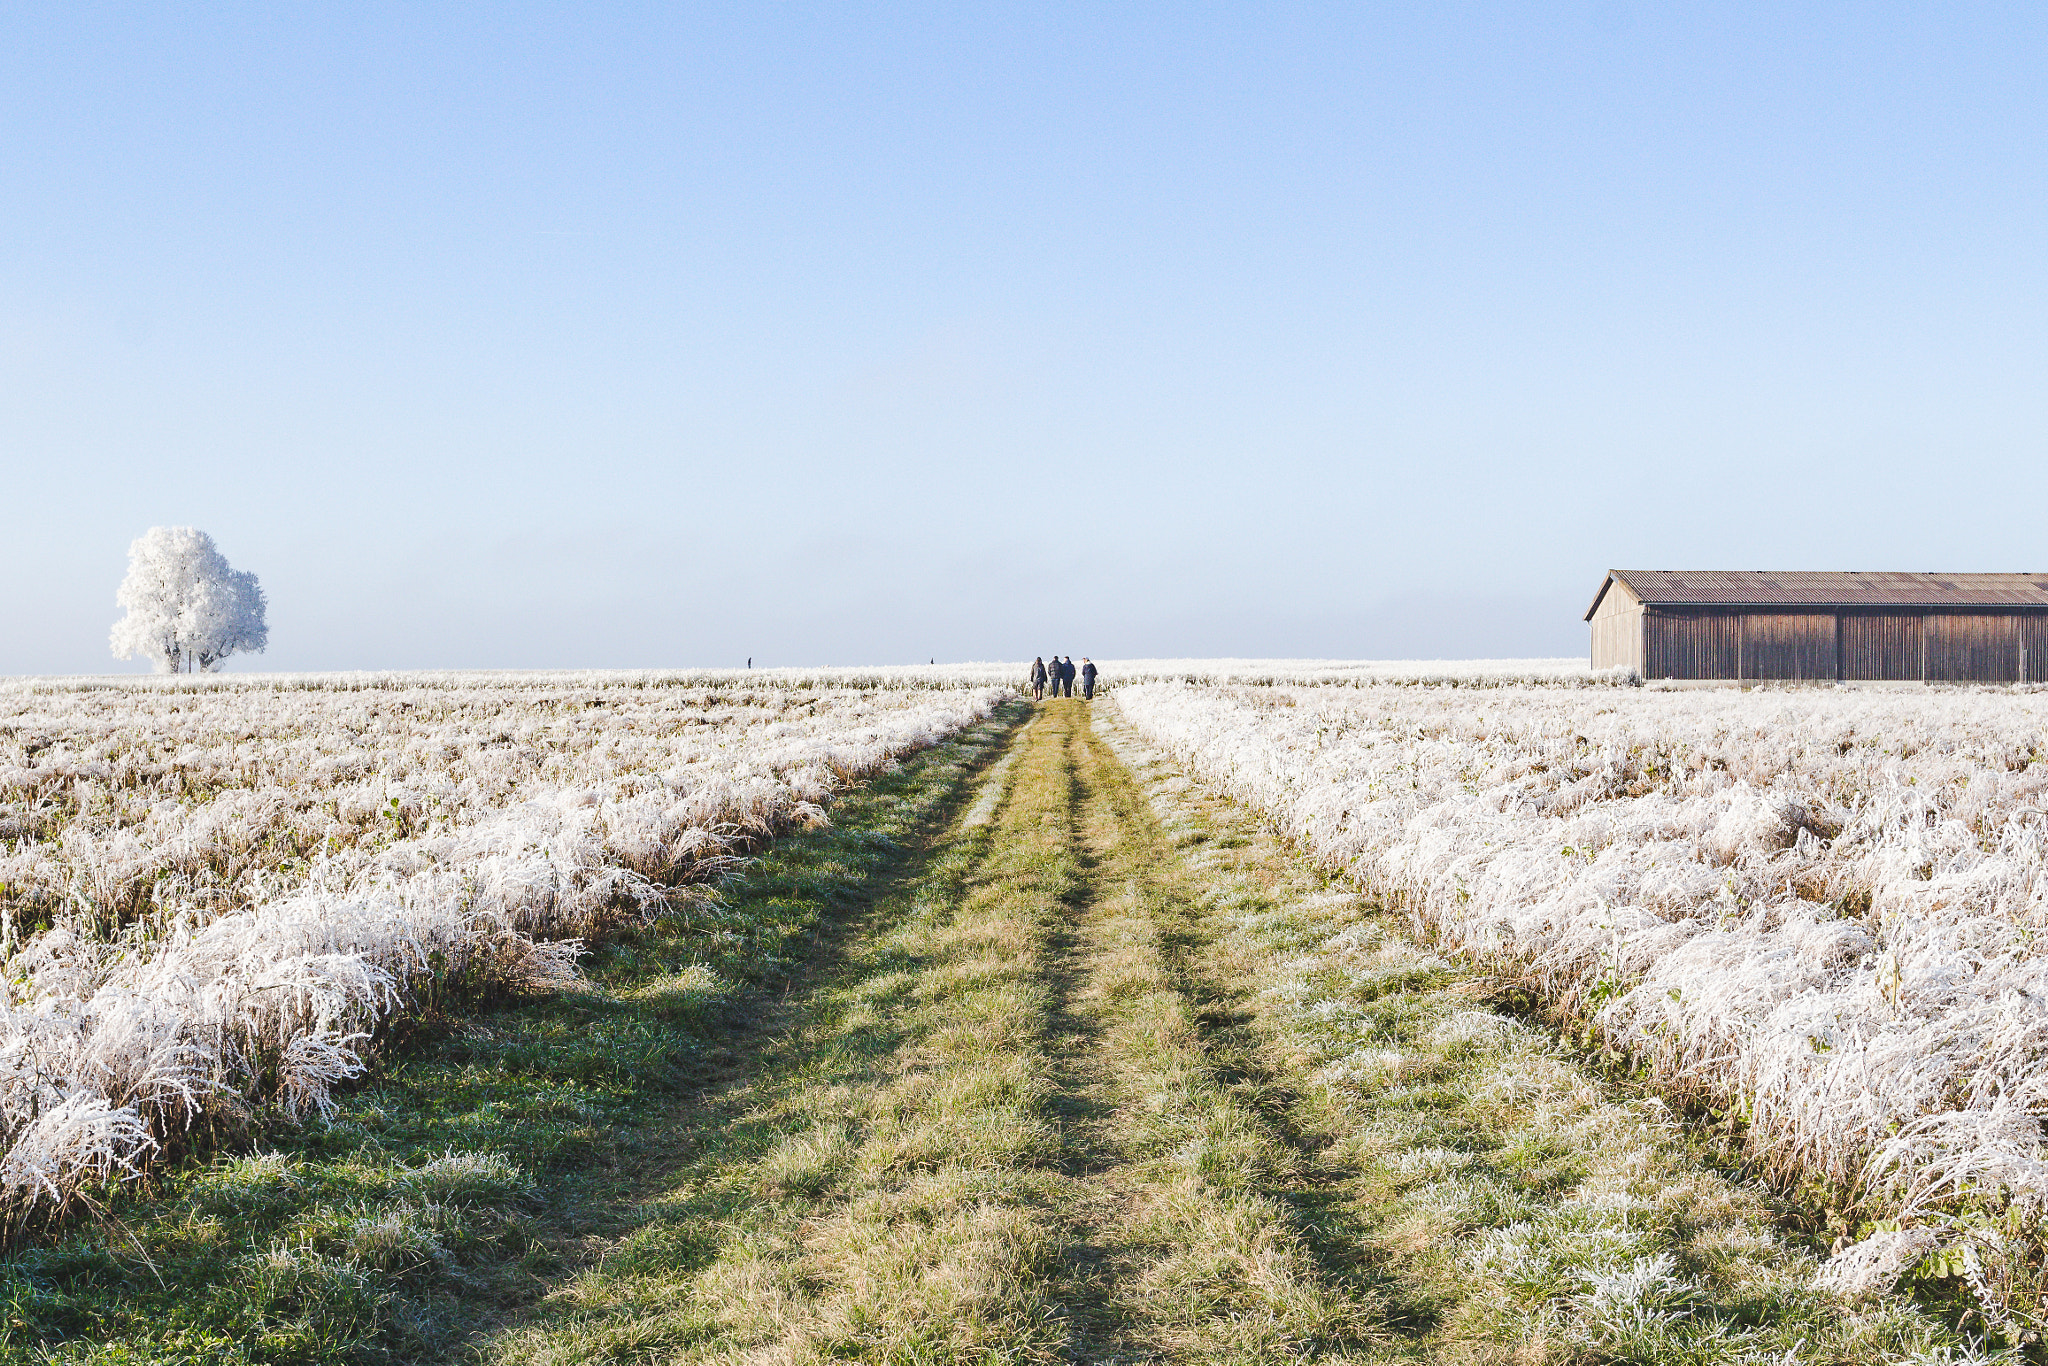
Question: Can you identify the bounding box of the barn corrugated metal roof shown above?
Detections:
[1586,570,2048,620]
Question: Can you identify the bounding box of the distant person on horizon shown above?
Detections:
[1030,656,1047,700]
[1081,658,1097,699]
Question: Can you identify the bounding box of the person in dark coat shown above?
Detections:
[1029,657,1047,701]
[1080,658,1098,699]
[1061,656,1076,696]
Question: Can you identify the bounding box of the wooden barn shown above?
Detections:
[1586,570,2048,682]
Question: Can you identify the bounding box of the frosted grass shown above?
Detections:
[1115,680,2048,1330]
[0,656,1601,697]
[0,677,1002,1222]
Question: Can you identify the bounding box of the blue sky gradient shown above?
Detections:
[6,4,2046,670]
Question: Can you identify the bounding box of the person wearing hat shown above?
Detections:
[1080,658,1098,699]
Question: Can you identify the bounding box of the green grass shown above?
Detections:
[483,702,1080,1362]
[0,706,1025,1365]
[1093,702,1985,1364]
[4,696,1997,1365]
[485,700,1395,1362]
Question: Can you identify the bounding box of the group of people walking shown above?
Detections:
[1030,656,1096,700]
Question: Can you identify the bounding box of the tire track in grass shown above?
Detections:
[483,698,1986,1366]
[482,700,1394,1364]
[483,699,1079,1363]
[1091,700,1988,1365]
[0,705,1025,1366]
[1042,705,1390,1363]
[1028,712,1132,1363]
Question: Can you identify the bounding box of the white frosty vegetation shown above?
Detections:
[109,526,269,674]
[1115,680,2048,1330]
[0,676,999,1221]
[17,658,1601,704]
[1097,706,1986,1358]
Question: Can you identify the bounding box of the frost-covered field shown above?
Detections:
[1116,681,2048,1325]
[1091,657,1604,687]
[1,667,1012,696]
[4,657,1599,697]
[0,675,1000,1216]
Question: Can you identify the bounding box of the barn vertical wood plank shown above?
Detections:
[1588,572,2048,682]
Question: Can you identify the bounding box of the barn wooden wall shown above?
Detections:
[1636,608,2048,681]
[1589,584,1644,672]
[1840,614,1921,680]
[1926,614,2021,681]
[1741,613,1836,680]
[1643,611,1737,679]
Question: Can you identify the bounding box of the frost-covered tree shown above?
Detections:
[183,565,268,670]
[110,527,269,673]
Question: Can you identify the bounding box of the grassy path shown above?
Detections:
[483,700,1388,1362]
[0,707,1023,1365]
[10,697,1982,1363]
[487,698,1982,1365]
[1087,704,1980,1364]
[1038,701,1385,1360]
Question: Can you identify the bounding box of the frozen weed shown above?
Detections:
[1098,700,1985,1359]
[1117,679,2048,1328]
[0,679,1002,1217]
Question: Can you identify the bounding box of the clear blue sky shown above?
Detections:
[6,3,2046,671]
